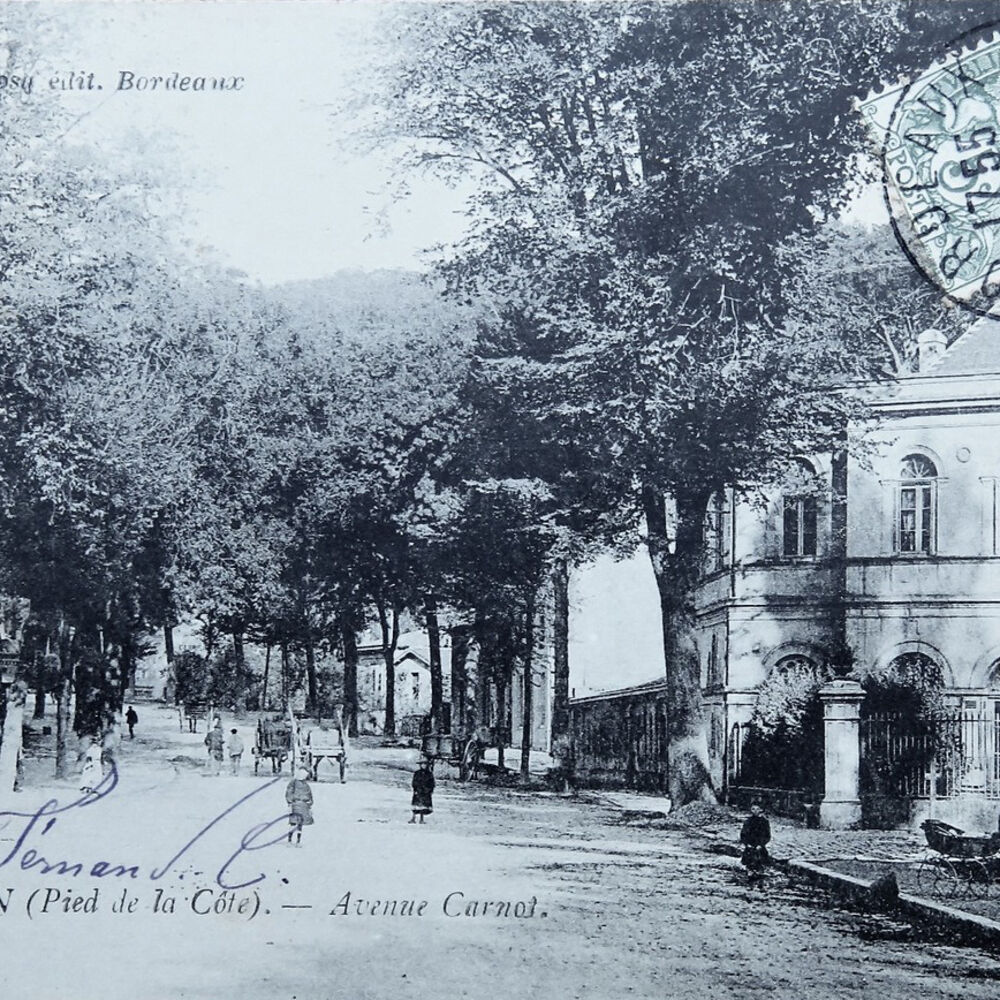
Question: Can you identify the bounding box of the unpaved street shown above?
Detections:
[3,705,1000,1000]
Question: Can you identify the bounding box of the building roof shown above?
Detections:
[930,317,1000,376]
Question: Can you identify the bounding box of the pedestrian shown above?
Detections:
[409,757,435,824]
[204,718,225,775]
[228,728,244,775]
[80,739,103,795]
[740,801,771,875]
[126,705,138,740]
[285,767,313,846]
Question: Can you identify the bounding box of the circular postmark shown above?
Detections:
[867,22,1000,315]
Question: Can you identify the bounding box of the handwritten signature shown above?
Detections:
[0,765,292,890]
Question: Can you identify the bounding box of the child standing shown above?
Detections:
[409,758,435,824]
[740,802,772,874]
[285,767,313,846]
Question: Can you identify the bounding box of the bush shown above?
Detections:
[738,657,831,795]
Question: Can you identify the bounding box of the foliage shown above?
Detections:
[859,652,947,720]
[172,650,211,708]
[738,659,830,794]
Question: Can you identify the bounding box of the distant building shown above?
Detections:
[357,631,453,735]
[357,621,553,753]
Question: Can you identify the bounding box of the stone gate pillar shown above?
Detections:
[819,679,865,829]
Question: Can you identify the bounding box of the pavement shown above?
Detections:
[5,708,1000,998]
[597,787,1000,947]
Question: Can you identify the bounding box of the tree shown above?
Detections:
[366,1,999,802]
[782,223,975,377]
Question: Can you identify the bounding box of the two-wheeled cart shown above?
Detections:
[420,732,483,781]
[915,819,1000,900]
[252,715,294,775]
[302,712,348,783]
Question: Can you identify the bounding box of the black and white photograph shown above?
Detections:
[6,2,1000,996]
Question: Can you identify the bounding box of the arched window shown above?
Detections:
[898,454,938,554]
[782,460,818,558]
[703,492,729,573]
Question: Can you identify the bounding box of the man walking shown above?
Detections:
[126,705,139,740]
[205,718,225,775]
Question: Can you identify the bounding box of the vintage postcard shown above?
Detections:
[7,2,1000,998]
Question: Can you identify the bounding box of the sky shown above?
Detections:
[23,1,891,289]
[29,1,469,285]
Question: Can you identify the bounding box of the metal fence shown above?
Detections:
[569,682,668,791]
[861,712,1000,801]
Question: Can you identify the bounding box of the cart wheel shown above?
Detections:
[966,860,991,900]
[915,858,940,896]
[932,859,962,899]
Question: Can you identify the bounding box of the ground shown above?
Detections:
[3,705,1000,1000]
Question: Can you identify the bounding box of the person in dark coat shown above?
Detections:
[285,767,314,846]
[126,706,138,739]
[740,802,771,873]
[204,719,225,775]
[409,758,435,824]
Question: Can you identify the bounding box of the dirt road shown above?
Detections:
[3,705,999,1000]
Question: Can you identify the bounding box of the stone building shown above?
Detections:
[570,319,1000,805]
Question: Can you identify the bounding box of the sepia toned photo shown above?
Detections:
[6,2,1000,996]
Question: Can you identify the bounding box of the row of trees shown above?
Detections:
[362,1,993,799]
[2,3,994,795]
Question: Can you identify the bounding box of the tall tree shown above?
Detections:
[367,1,996,801]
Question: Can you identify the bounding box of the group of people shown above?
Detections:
[79,707,437,844]
[78,705,141,795]
[203,717,245,775]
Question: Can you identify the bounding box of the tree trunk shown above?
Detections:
[54,623,75,780]
[520,591,536,782]
[202,612,216,660]
[280,641,289,709]
[118,637,135,707]
[233,629,247,719]
[340,619,359,737]
[450,627,470,736]
[33,667,45,719]
[0,681,27,796]
[551,557,570,745]
[305,640,318,719]
[164,622,175,663]
[376,600,399,737]
[426,597,443,732]
[261,643,271,711]
[495,673,507,772]
[642,483,715,805]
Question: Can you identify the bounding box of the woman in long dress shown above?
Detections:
[80,740,103,795]
[285,767,314,846]
[409,758,435,824]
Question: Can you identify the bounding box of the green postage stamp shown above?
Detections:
[860,30,1000,312]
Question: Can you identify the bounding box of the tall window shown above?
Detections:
[704,492,729,573]
[898,454,937,554]
[782,460,818,557]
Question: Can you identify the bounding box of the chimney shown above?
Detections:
[917,328,947,372]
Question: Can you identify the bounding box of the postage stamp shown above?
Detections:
[859,27,1000,313]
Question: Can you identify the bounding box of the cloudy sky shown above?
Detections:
[30,1,467,285]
